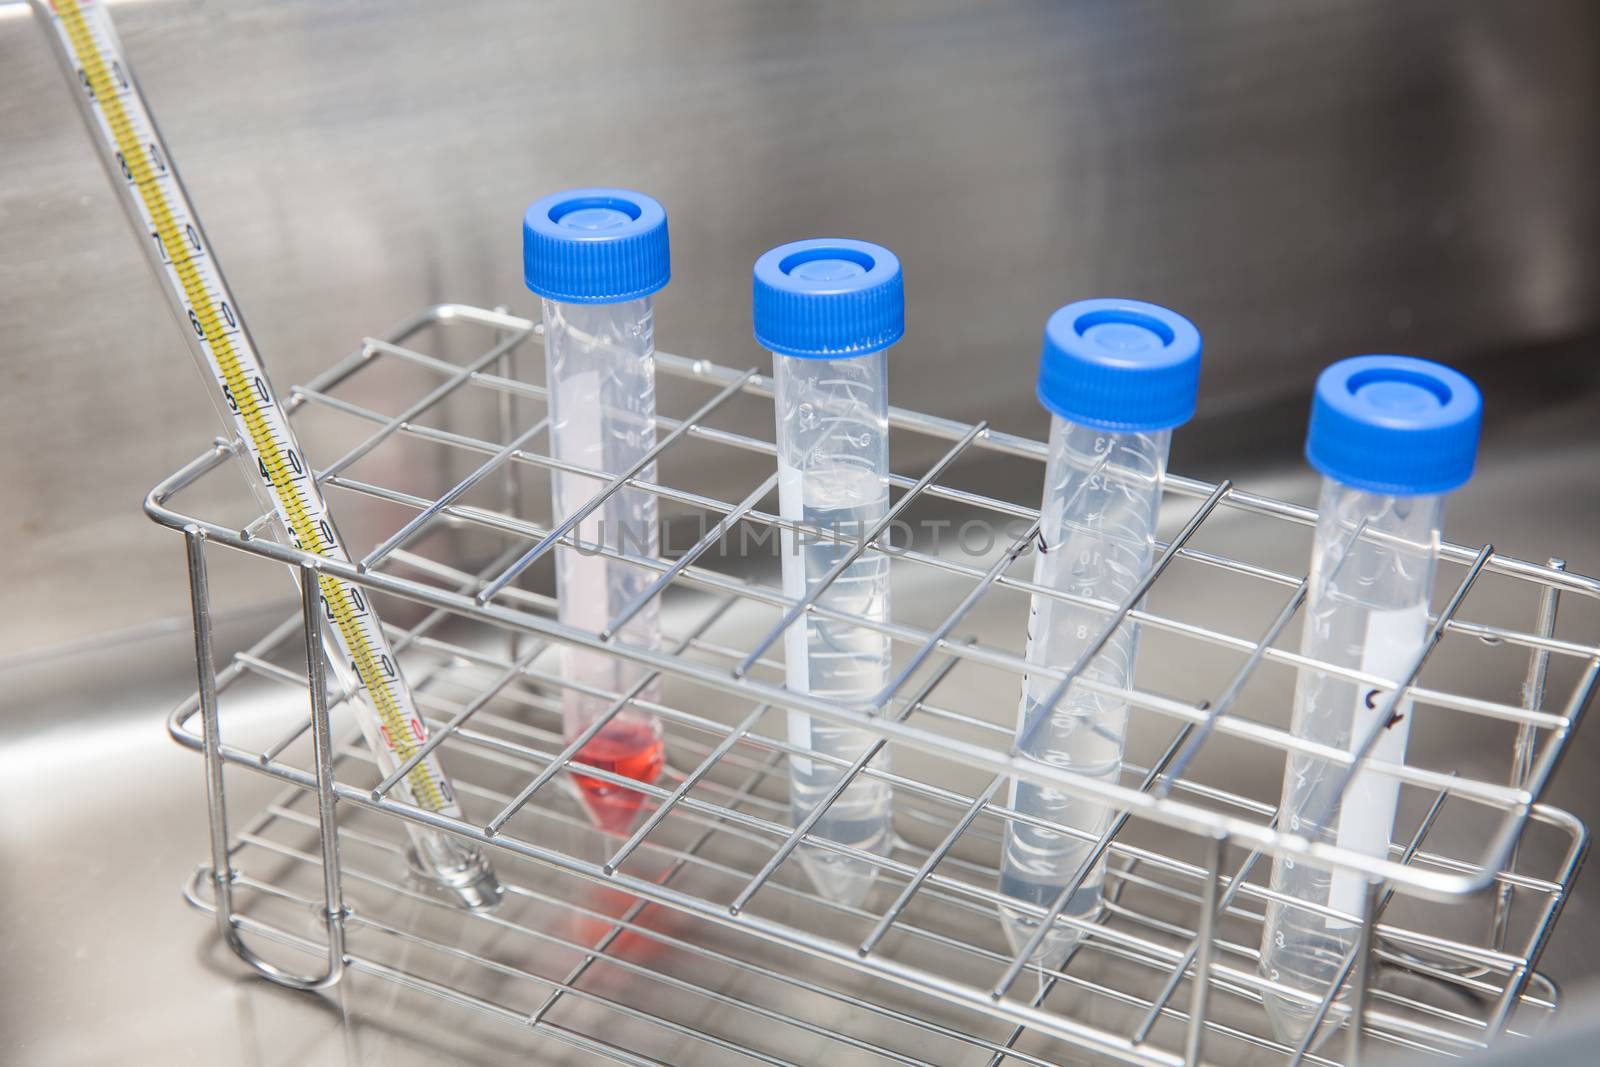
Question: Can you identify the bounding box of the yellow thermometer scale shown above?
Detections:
[35,0,498,904]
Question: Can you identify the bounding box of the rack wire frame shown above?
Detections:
[147,303,1598,1066]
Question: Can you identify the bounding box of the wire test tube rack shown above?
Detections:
[148,303,1598,1066]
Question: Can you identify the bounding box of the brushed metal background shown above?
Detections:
[4,0,1599,653]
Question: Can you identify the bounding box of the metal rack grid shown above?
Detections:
[147,303,1598,1066]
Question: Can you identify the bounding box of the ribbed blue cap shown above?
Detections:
[1036,299,1203,431]
[1306,355,1481,496]
[752,239,904,359]
[523,188,670,304]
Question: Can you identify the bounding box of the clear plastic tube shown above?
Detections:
[999,415,1169,967]
[772,348,893,906]
[1259,479,1442,1041]
[544,296,665,834]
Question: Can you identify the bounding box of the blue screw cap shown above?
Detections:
[523,188,670,304]
[1036,299,1203,431]
[1306,355,1481,496]
[753,239,904,359]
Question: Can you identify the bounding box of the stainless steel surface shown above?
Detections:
[52,302,1580,1065]
[5,0,1600,654]
[6,2,1600,1064]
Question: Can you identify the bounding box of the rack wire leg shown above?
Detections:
[300,562,349,988]
[1346,878,1384,1067]
[187,528,236,944]
[185,528,347,990]
[493,307,524,663]
[1493,559,1564,950]
[1183,834,1227,1067]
